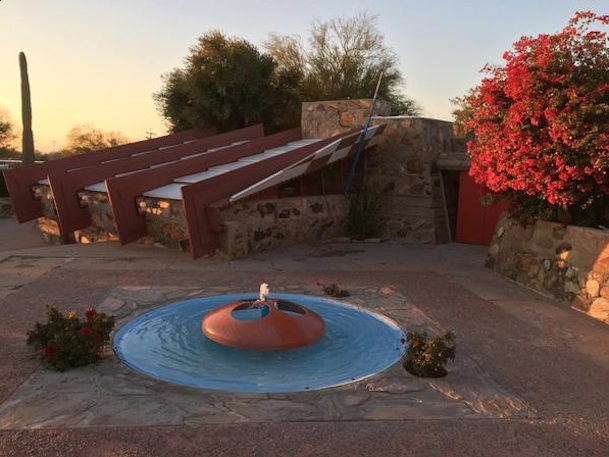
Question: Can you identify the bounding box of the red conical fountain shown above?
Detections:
[202,283,326,350]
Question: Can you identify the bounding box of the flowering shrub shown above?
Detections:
[316,281,350,297]
[463,11,609,226]
[401,331,456,378]
[26,306,115,371]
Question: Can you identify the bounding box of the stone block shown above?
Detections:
[586,279,600,298]
[600,286,609,299]
[589,297,609,322]
[564,225,607,270]
[531,220,561,250]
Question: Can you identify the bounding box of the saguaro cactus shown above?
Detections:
[19,51,35,165]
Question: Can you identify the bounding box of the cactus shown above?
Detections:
[19,51,35,165]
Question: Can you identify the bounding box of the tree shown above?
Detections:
[63,124,129,155]
[265,12,420,115]
[450,91,478,139]
[19,51,35,165]
[155,15,420,135]
[0,107,17,153]
[154,31,281,133]
[463,11,609,226]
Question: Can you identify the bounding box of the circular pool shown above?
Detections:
[113,294,405,393]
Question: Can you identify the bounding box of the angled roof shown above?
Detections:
[3,123,385,258]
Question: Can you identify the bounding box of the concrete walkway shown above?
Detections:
[0,216,608,456]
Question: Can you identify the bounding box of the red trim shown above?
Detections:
[181,131,376,258]
[4,127,215,224]
[50,125,264,235]
[107,129,303,246]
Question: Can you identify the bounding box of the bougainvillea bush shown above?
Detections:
[463,11,609,227]
[26,306,115,371]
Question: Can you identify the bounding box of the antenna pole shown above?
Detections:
[343,70,384,196]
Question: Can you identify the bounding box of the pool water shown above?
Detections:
[113,294,405,393]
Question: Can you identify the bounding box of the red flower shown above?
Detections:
[44,344,53,358]
[465,11,609,213]
[85,309,97,320]
[80,326,91,337]
[92,332,101,342]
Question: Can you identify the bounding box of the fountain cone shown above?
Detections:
[202,284,326,350]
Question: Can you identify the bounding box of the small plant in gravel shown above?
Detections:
[401,330,456,378]
[317,281,350,297]
[26,305,115,371]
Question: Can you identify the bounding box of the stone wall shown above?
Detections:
[78,192,191,250]
[488,213,609,324]
[138,196,190,250]
[302,99,465,243]
[367,117,462,243]
[301,99,392,139]
[29,187,347,257]
[77,191,120,243]
[31,184,67,244]
[219,195,348,259]
[32,188,182,248]
[136,194,348,257]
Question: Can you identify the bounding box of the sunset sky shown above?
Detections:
[1,0,607,152]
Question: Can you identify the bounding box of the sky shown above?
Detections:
[1,0,608,153]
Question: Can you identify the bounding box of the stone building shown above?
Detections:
[4,99,467,259]
[302,99,467,244]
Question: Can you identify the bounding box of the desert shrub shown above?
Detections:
[26,305,115,371]
[402,330,456,378]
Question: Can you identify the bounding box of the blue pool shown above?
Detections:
[113,294,405,393]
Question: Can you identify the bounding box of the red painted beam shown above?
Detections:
[49,125,264,236]
[107,129,303,245]
[3,167,47,222]
[180,127,386,259]
[4,127,215,224]
[182,137,335,258]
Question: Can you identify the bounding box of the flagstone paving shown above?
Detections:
[0,216,608,456]
[0,285,532,430]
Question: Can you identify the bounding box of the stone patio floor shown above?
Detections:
[0,217,608,456]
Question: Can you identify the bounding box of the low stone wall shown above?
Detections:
[30,184,68,244]
[488,213,609,324]
[78,191,192,250]
[219,195,348,259]
[138,196,190,250]
[77,191,120,243]
[138,194,348,257]
[32,186,348,258]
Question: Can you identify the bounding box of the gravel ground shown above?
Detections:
[1,217,608,456]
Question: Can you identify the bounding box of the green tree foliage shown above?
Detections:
[154,31,283,133]
[265,12,420,115]
[155,15,419,134]
[0,107,17,154]
[0,108,18,198]
[450,91,478,139]
[19,52,35,165]
[63,124,129,155]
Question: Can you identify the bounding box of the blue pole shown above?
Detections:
[343,70,384,196]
